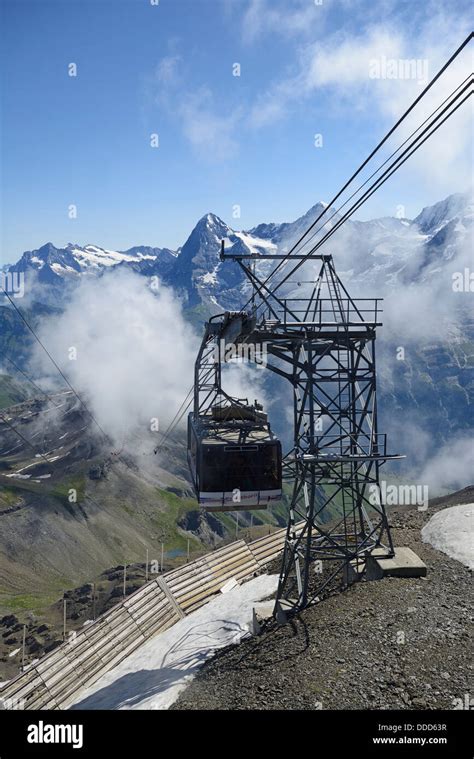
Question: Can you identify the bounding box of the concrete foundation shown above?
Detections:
[251,599,298,631]
[343,558,366,585]
[251,601,276,633]
[274,599,297,625]
[365,546,427,581]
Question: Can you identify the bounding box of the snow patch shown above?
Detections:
[69,573,278,710]
[234,232,277,255]
[68,246,156,269]
[421,504,474,569]
[29,256,44,268]
[50,263,78,275]
[201,264,220,285]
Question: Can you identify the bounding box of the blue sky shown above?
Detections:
[1,0,472,263]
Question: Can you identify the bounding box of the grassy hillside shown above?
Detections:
[0,392,290,617]
[0,374,31,409]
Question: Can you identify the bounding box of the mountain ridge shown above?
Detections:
[4,191,472,315]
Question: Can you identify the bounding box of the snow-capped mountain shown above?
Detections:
[170,212,279,310]
[414,193,473,234]
[5,192,472,311]
[8,242,176,285]
[1,191,472,478]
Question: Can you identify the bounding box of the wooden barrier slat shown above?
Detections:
[25,687,59,711]
[174,561,260,613]
[1,674,47,706]
[0,528,292,709]
[128,601,173,628]
[136,608,179,634]
[169,554,259,598]
[166,550,258,599]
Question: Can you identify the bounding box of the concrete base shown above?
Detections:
[343,558,366,586]
[251,601,275,634]
[274,599,297,625]
[251,598,299,631]
[366,546,427,581]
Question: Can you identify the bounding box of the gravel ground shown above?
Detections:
[172,490,473,710]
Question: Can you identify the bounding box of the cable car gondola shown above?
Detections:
[187,402,282,512]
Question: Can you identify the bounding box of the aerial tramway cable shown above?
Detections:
[238,33,473,309]
[0,411,53,465]
[274,78,473,291]
[142,35,474,455]
[276,73,473,262]
[2,288,112,444]
[3,354,62,407]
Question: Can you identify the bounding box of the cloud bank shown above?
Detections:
[30,271,199,446]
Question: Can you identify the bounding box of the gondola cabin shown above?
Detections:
[187,404,282,512]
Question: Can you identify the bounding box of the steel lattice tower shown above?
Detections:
[196,248,402,616]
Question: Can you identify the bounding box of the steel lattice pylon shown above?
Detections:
[195,248,402,617]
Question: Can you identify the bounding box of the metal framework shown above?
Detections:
[193,247,402,616]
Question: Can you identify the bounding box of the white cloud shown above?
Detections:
[144,7,472,176]
[27,270,271,457]
[248,27,404,127]
[178,87,241,161]
[241,0,325,44]
[145,57,240,162]
[154,55,182,87]
[30,270,199,446]
[418,434,474,492]
[248,17,473,189]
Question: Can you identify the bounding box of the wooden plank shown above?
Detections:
[1,530,294,710]
[0,671,48,709]
[174,557,260,613]
[131,601,175,630]
[24,685,59,711]
[166,544,258,599]
[0,668,41,700]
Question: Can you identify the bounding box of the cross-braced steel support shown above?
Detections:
[206,250,402,615]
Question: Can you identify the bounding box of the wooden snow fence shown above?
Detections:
[0,527,289,710]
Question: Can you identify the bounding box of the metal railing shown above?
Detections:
[262,298,382,327]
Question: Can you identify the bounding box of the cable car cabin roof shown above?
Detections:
[200,426,276,446]
[211,403,267,424]
[189,410,278,447]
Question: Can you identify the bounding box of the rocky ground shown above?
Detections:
[172,488,473,710]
